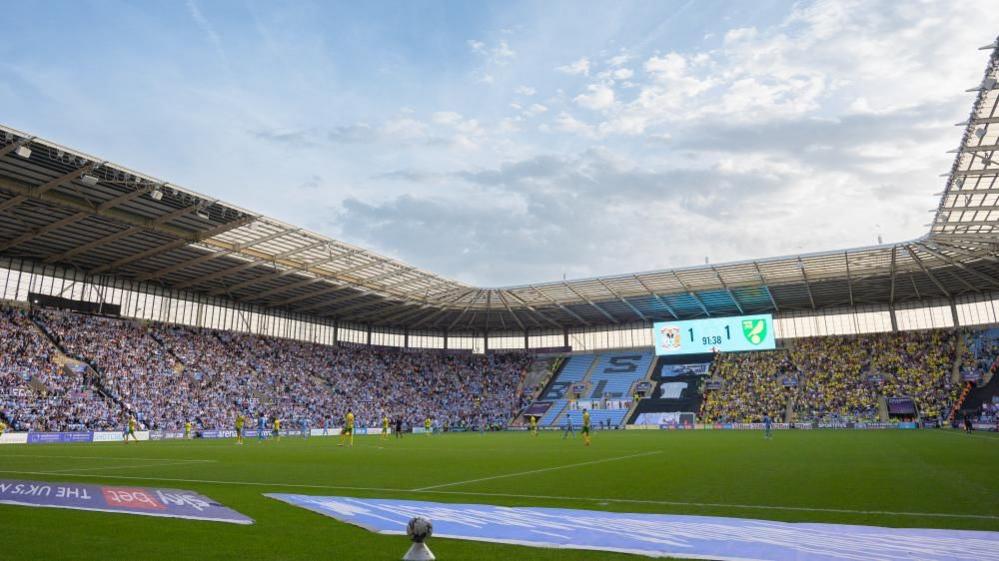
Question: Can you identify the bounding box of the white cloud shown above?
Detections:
[432,111,463,126]
[380,117,428,141]
[548,112,596,138]
[611,68,633,80]
[525,103,548,116]
[574,84,615,111]
[607,53,631,67]
[492,40,515,62]
[515,85,536,96]
[556,57,590,76]
[467,39,486,53]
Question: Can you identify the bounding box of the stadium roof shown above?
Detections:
[1,39,998,332]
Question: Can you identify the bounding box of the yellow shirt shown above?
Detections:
[184,422,191,432]
[424,418,431,429]
[583,411,591,428]
[236,416,244,429]
[129,418,137,430]
[346,413,355,428]
[274,419,281,430]
[530,416,537,427]
[382,417,389,428]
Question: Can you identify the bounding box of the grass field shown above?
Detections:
[1,429,997,560]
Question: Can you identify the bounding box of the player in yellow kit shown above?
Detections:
[184,421,192,439]
[424,417,432,435]
[0,419,7,438]
[273,418,282,441]
[235,414,245,445]
[339,410,355,447]
[582,409,591,446]
[124,416,138,444]
[381,415,390,440]
[529,415,538,436]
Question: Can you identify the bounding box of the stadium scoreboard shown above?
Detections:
[653,314,776,355]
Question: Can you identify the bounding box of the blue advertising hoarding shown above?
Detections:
[653,314,776,355]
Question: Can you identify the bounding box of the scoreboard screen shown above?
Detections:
[653,314,776,355]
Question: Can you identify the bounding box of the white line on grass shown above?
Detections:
[0,454,216,462]
[412,451,662,491]
[0,468,995,521]
[41,460,217,474]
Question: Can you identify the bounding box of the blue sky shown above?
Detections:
[2,1,997,286]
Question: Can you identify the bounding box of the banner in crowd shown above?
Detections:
[522,401,552,417]
[962,370,982,382]
[265,495,999,561]
[633,412,685,425]
[569,399,630,411]
[0,479,253,524]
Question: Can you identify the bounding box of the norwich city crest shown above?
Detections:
[742,318,767,345]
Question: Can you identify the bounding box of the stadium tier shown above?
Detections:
[2,300,995,432]
[561,352,654,428]
[1,303,532,432]
[533,354,596,426]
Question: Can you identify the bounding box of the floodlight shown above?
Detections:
[14,145,31,159]
[80,174,99,187]
[196,210,210,220]
[150,187,163,201]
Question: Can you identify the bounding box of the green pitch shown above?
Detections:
[1,430,997,560]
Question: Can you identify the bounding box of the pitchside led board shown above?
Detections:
[653,314,776,356]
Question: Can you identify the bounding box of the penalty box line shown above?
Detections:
[411,451,663,491]
[0,468,996,521]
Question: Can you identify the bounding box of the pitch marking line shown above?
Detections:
[0,468,996,521]
[41,460,217,475]
[0,454,217,462]
[412,451,662,491]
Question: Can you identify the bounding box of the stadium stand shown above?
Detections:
[532,354,596,426]
[1,298,992,432]
[701,350,795,423]
[0,306,119,431]
[562,351,653,428]
[1,303,532,432]
[700,330,962,423]
[956,328,999,424]
[629,358,711,425]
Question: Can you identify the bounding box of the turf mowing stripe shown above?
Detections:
[0,467,994,521]
[0,454,218,462]
[41,460,218,474]
[411,451,663,491]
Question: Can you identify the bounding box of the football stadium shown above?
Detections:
[2,4,999,561]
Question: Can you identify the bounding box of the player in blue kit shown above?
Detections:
[763,414,773,439]
[257,414,267,441]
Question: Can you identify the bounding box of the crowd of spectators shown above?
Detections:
[0,307,118,430]
[700,350,795,423]
[3,305,530,432]
[701,329,962,423]
[793,336,879,421]
[3,302,984,432]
